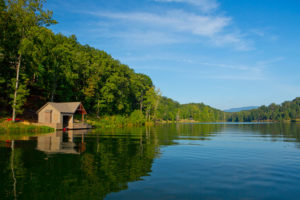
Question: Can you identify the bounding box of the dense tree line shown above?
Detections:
[156,97,225,122]
[227,98,300,122]
[0,0,160,121]
[156,97,300,122]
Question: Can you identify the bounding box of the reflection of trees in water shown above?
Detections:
[5,123,292,199]
[233,123,300,138]
[10,141,17,200]
[0,140,28,200]
[99,123,223,147]
[76,132,158,199]
[227,123,300,146]
[0,129,159,200]
[150,123,224,145]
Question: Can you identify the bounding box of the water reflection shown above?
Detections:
[223,123,300,141]
[0,123,300,200]
[36,130,89,154]
[0,128,158,199]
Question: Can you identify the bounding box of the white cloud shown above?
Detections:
[199,62,261,72]
[209,74,264,81]
[210,32,253,51]
[118,53,284,82]
[154,0,219,12]
[90,10,230,37]
[257,57,284,66]
[123,59,266,81]
[84,0,251,50]
[112,31,183,45]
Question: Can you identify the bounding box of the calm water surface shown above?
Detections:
[1,123,300,200]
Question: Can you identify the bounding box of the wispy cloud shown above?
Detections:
[194,62,265,80]
[196,57,285,80]
[250,28,279,42]
[89,10,230,37]
[257,57,284,66]
[130,56,286,81]
[199,62,261,72]
[154,0,219,12]
[251,29,265,37]
[210,32,253,51]
[88,28,184,45]
[86,8,250,50]
[128,61,266,81]
[208,74,264,81]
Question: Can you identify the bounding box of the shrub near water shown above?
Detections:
[88,110,146,128]
[128,110,146,125]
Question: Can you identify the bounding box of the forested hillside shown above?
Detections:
[156,97,225,122]
[227,98,300,122]
[0,0,160,121]
[156,97,300,122]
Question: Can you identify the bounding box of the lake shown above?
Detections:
[1,123,300,200]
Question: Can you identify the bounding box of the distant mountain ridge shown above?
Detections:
[224,106,259,113]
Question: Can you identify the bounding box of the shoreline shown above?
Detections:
[0,119,54,134]
[1,116,299,132]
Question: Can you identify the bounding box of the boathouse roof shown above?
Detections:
[36,102,87,114]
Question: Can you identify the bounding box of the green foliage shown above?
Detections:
[158,97,300,123]
[0,0,159,121]
[128,110,146,125]
[9,78,29,115]
[87,111,146,128]
[1,0,56,120]
[156,98,224,122]
[143,87,161,121]
[178,103,223,122]
[226,97,300,122]
[87,115,128,128]
[156,97,180,121]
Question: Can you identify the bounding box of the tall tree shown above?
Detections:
[5,0,56,121]
[130,73,153,112]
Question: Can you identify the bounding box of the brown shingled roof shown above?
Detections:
[37,102,83,114]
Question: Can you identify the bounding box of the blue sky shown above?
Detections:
[45,0,300,110]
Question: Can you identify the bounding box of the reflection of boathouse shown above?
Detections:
[36,130,88,154]
[36,102,92,130]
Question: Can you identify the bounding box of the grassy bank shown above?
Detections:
[0,119,54,133]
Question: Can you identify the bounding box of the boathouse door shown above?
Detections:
[63,116,70,128]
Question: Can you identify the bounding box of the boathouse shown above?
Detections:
[36,102,92,130]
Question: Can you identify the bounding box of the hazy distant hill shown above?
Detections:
[224,106,259,113]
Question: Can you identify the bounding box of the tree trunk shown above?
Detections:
[97,99,100,117]
[50,82,56,102]
[176,110,180,121]
[50,65,58,102]
[153,96,160,120]
[139,94,143,112]
[146,106,151,121]
[12,53,21,122]
[145,109,149,121]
